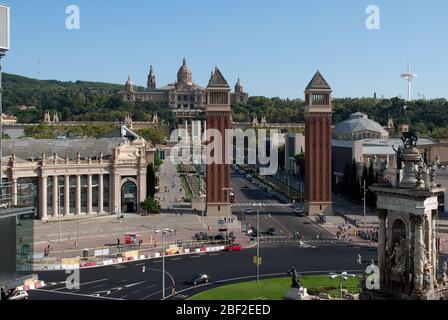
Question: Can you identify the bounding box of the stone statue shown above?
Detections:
[390,236,406,275]
[373,155,390,184]
[287,267,302,289]
[429,156,441,187]
[423,262,433,290]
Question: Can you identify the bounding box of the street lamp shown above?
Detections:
[223,187,233,245]
[156,228,173,300]
[329,271,356,300]
[362,179,367,229]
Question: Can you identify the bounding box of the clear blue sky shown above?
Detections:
[2,0,448,99]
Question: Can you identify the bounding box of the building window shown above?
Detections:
[70,176,76,212]
[103,175,110,211]
[81,175,87,212]
[92,175,99,212]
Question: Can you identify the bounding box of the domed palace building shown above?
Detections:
[121,59,248,122]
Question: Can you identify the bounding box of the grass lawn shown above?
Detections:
[189,275,361,300]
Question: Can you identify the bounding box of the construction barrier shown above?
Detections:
[61,258,80,270]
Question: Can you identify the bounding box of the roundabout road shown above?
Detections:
[28,244,377,300]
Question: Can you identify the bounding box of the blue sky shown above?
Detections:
[2,0,448,99]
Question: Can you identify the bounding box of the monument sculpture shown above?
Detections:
[365,130,448,300]
[283,267,309,300]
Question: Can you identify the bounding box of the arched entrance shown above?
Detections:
[121,180,138,213]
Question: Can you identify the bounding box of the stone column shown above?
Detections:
[378,210,387,288]
[138,169,147,214]
[431,210,437,280]
[87,174,93,214]
[39,175,48,220]
[76,175,81,215]
[52,175,58,217]
[64,175,70,216]
[112,174,121,215]
[12,178,18,206]
[413,215,424,291]
[98,174,104,214]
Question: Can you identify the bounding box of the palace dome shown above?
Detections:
[333,112,389,140]
[177,58,193,85]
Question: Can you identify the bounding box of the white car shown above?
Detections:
[8,290,29,301]
[245,208,253,214]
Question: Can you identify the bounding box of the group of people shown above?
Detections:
[355,228,379,242]
[336,223,352,241]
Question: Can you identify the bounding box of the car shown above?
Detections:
[224,244,243,252]
[245,208,253,214]
[267,228,277,236]
[195,232,208,241]
[188,274,211,285]
[294,207,305,216]
[8,290,29,301]
[214,234,225,241]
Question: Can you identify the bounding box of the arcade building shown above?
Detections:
[0,127,156,220]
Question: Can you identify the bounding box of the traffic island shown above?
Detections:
[189,275,361,300]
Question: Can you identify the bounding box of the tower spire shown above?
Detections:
[401,56,417,101]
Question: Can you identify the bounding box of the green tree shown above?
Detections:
[147,163,156,198]
[140,197,160,215]
[137,128,166,145]
[294,152,306,178]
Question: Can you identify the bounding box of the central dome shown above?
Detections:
[177,58,193,85]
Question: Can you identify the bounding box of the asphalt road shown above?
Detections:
[28,171,374,301]
[28,245,377,300]
[231,172,332,242]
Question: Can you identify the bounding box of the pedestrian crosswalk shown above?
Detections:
[231,201,293,208]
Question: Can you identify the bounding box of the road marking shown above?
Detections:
[190,255,201,258]
[132,290,141,295]
[53,278,108,291]
[32,288,123,300]
[171,258,182,261]
[135,263,146,266]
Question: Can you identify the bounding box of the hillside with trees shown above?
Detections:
[3,73,448,139]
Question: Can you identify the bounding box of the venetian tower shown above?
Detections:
[205,67,232,217]
[304,71,333,216]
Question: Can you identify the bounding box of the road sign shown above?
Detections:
[253,256,262,265]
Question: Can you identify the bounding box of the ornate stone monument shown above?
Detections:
[367,130,448,300]
[283,267,309,300]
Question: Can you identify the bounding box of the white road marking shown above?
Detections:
[53,278,108,291]
[32,288,123,300]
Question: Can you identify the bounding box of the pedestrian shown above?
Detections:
[117,238,120,246]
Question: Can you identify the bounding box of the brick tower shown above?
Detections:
[205,67,232,217]
[304,71,333,216]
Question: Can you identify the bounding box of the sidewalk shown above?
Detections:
[32,211,251,267]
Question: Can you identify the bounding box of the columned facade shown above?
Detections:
[304,71,333,216]
[2,138,153,220]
